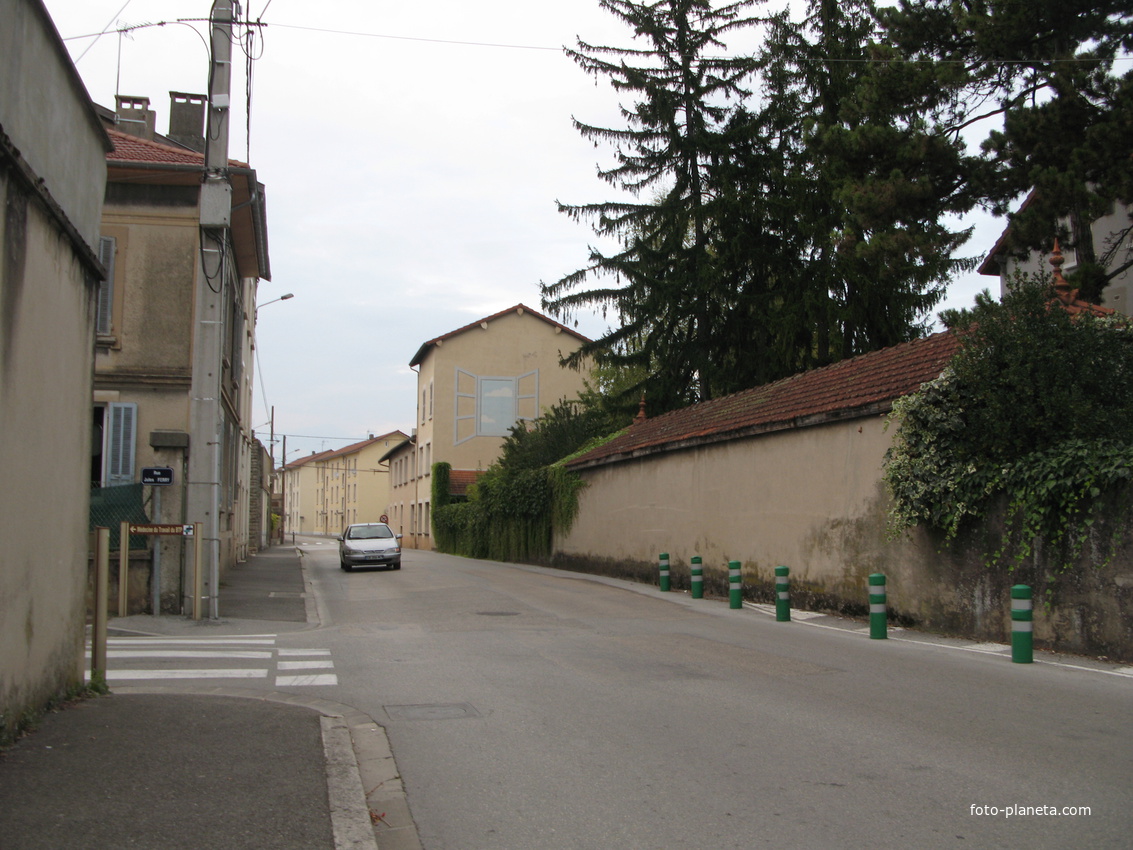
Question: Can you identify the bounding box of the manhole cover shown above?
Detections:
[477,611,520,616]
[385,703,481,721]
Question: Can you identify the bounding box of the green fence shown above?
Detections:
[89,484,150,550]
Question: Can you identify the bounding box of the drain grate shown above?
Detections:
[384,703,481,721]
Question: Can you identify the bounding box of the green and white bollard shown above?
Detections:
[1011,585,1033,664]
[775,565,790,622]
[691,556,703,599]
[729,561,742,609]
[659,553,671,592]
[868,573,887,640]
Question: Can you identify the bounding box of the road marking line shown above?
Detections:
[106,650,273,659]
[90,669,269,680]
[277,649,331,657]
[967,643,1011,654]
[276,674,338,687]
[278,660,334,670]
[104,638,277,646]
[743,602,835,621]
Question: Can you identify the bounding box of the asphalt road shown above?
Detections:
[293,540,1133,850]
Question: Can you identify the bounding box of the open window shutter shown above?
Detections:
[97,236,115,335]
[516,370,538,422]
[454,368,477,444]
[106,402,137,486]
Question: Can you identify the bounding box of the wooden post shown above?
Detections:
[118,521,129,617]
[92,527,109,681]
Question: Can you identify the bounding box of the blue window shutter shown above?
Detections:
[106,402,137,486]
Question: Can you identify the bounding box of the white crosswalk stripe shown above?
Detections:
[86,635,338,687]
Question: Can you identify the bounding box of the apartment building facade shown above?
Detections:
[282,432,408,537]
[390,304,590,549]
[92,93,271,611]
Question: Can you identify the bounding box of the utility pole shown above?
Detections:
[280,433,287,542]
[187,0,237,619]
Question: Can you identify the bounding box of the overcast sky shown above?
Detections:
[44,0,1001,462]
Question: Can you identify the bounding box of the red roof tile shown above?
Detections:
[448,470,483,496]
[1048,240,1116,318]
[106,128,249,168]
[282,450,336,471]
[568,332,960,470]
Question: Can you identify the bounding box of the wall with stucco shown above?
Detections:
[0,0,108,739]
[554,414,1133,661]
[0,0,107,246]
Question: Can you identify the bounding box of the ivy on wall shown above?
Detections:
[883,275,1133,573]
[432,461,586,562]
[431,397,628,564]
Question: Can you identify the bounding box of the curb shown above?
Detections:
[113,686,422,850]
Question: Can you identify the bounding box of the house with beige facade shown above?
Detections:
[390,304,591,548]
[979,192,1132,316]
[92,93,271,612]
[306,432,409,535]
[1,0,110,740]
[281,449,334,537]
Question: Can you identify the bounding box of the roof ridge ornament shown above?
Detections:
[1049,238,1078,305]
[634,394,647,424]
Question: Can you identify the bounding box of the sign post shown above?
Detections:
[140,467,175,485]
[142,468,173,615]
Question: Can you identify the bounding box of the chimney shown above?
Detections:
[115,95,155,140]
[168,91,207,152]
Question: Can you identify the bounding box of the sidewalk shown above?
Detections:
[0,543,420,850]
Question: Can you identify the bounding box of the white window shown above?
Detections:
[454,369,538,443]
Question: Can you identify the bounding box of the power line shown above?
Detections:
[60,17,1132,64]
[60,18,557,52]
[277,433,371,441]
[262,21,560,52]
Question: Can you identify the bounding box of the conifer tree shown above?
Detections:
[541,0,765,409]
[756,0,977,364]
[878,0,1133,302]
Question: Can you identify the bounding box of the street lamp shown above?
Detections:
[255,292,293,320]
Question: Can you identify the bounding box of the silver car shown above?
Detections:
[338,522,402,571]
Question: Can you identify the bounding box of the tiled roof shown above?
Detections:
[448,470,483,496]
[283,450,335,471]
[321,431,408,460]
[409,304,591,366]
[106,128,203,165]
[106,127,249,168]
[568,331,960,470]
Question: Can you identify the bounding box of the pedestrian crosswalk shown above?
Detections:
[86,635,337,687]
